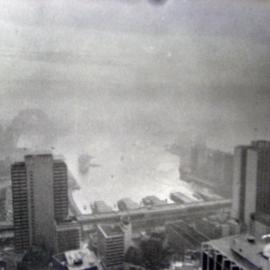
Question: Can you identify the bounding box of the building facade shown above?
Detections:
[11,153,80,253]
[0,188,7,221]
[56,222,81,253]
[52,248,99,270]
[231,146,249,225]
[97,224,124,270]
[231,140,270,228]
[11,161,30,251]
[53,160,69,222]
[25,154,56,252]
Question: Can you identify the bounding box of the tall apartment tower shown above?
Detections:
[11,153,69,253]
[53,160,69,222]
[232,140,270,229]
[249,141,270,216]
[231,145,250,224]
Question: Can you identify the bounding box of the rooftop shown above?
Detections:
[56,220,80,231]
[204,235,270,270]
[98,224,123,238]
[54,248,98,270]
[142,195,167,205]
[24,151,53,158]
[118,198,139,209]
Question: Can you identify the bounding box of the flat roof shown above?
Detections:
[53,248,98,270]
[204,235,269,270]
[98,224,123,238]
[56,221,80,231]
[118,198,139,209]
[65,249,97,270]
[25,151,52,157]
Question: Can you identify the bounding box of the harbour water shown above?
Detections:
[55,135,197,215]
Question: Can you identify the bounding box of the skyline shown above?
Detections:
[1,1,270,268]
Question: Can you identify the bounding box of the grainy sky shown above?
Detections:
[1,0,270,150]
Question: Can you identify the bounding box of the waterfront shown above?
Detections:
[55,135,198,215]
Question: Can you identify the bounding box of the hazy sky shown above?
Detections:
[1,0,270,150]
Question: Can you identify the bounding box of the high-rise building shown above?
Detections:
[97,224,124,270]
[231,146,250,225]
[11,160,31,251]
[11,153,80,253]
[185,143,233,197]
[250,141,270,216]
[201,140,270,270]
[53,160,69,222]
[231,140,270,228]
[0,188,7,221]
[190,142,207,174]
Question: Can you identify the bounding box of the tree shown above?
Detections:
[125,246,143,266]
[22,245,51,269]
[140,233,172,270]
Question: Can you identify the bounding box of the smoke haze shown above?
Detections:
[1,0,270,150]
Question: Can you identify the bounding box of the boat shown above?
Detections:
[78,154,92,174]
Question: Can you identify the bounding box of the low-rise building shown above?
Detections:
[52,248,99,270]
[56,221,81,254]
